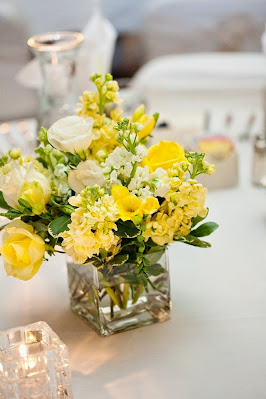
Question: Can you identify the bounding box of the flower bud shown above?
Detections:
[9,148,21,160]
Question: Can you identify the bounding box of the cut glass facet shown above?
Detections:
[0,321,72,399]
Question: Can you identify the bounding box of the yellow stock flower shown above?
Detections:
[110,107,123,121]
[142,141,187,172]
[143,212,177,245]
[0,220,45,281]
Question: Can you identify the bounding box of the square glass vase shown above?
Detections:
[67,251,171,336]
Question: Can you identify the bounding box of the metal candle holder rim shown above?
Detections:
[27,31,84,52]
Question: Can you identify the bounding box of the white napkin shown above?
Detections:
[16,7,117,93]
[77,8,117,92]
[132,52,266,91]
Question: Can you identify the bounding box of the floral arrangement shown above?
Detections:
[0,73,218,291]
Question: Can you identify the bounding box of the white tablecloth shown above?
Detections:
[0,142,265,399]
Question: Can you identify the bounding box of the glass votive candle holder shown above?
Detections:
[0,321,72,398]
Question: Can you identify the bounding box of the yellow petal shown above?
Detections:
[132,104,145,122]
[138,115,155,140]
[142,141,186,172]
[111,185,130,201]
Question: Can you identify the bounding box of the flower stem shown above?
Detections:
[126,161,137,186]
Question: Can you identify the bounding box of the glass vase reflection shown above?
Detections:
[67,251,171,336]
[0,321,72,398]
[27,31,84,131]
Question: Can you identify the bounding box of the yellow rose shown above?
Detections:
[0,161,51,210]
[142,141,186,172]
[19,182,48,214]
[0,220,45,281]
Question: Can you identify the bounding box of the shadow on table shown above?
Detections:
[48,306,197,399]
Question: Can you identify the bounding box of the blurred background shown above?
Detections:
[1,0,266,113]
[1,0,266,189]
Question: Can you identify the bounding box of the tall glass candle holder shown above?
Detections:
[28,31,84,131]
[0,321,72,398]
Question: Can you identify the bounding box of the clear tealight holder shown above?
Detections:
[27,31,84,131]
[0,321,72,398]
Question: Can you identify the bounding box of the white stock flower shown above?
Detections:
[151,168,171,197]
[47,115,95,153]
[133,144,148,162]
[57,181,72,197]
[127,165,170,199]
[102,147,133,180]
[128,166,151,198]
[54,164,69,180]
[68,160,106,194]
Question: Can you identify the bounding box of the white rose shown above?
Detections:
[0,162,25,208]
[68,160,106,193]
[47,116,95,153]
[0,161,51,209]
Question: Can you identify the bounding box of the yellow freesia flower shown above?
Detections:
[132,104,145,122]
[132,104,156,140]
[142,197,160,215]
[111,185,130,201]
[142,141,187,172]
[138,115,156,140]
[0,220,45,281]
[112,185,159,220]
[116,195,143,221]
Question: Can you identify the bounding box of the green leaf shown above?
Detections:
[65,152,81,166]
[177,235,211,248]
[99,249,107,259]
[17,206,33,215]
[0,210,22,220]
[115,220,140,238]
[0,192,9,210]
[48,215,71,238]
[153,112,159,125]
[145,249,165,264]
[146,263,165,276]
[191,208,209,227]
[18,198,32,209]
[90,256,103,268]
[145,238,160,247]
[122,273,147,286]
[39,127,49,145]
[191,222,219,237]
[146,244,166,253]
[107,254,129,268]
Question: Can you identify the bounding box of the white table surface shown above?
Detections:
[0,142,266,399]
